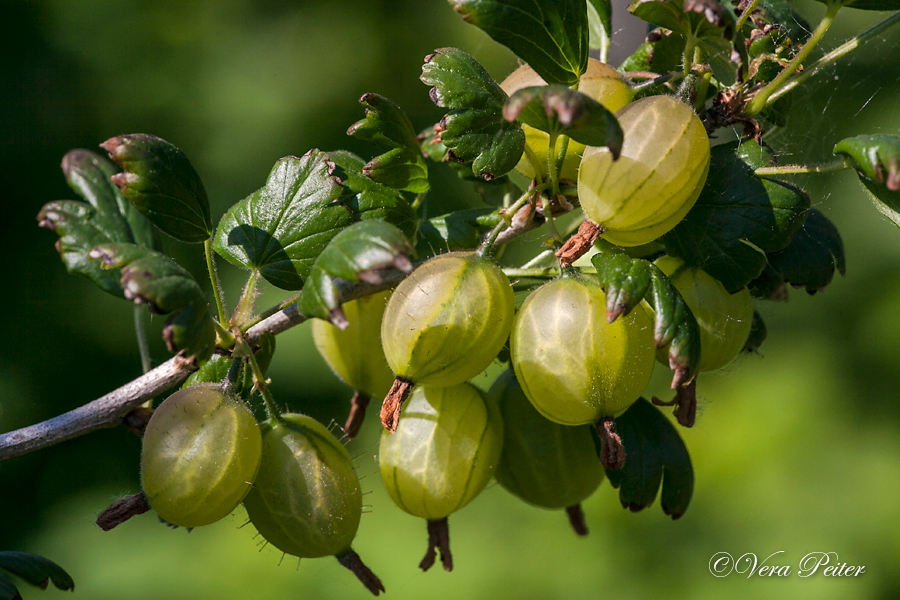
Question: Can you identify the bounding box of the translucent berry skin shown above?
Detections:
[379,384,503,520]
[381,252,515,387]
[140,384,262,528]
[243,414,362,559]
[312,290,395,399]
[500,59,634,181]
[577,96,711,247]
[490,370,603,510]
[511,275,655,425]
[654,255,754,372]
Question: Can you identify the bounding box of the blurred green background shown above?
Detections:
[2,1,899,598]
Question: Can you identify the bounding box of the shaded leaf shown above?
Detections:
[326,150,418,241]
[503,85,623,157]
[742,309,767,353]
[296,221,414,325]
[347,93,429,194]
[663,139,810,293]
[811,0,900,10]
[834,134,900,228]
[90,244,215,360]
[213,151,352,290]
[765,207,845,294]
[420,48,525,180]
[0,573,21,600]
[0,551,74,593]
[603,398,694,518]
[37,150,159,297]
[415,208,500,255]
[101,134,212,243]
[448,0,589,85]
[592,253,701,385]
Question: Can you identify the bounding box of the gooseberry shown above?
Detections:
[489,369,603,536]
[379,251,515,431]
[312,290,395,437]
[654,255,753,372]
[140,383,262,528]
[500,59,634,181]
[379,383,504,571]
[243,413,384,595]
[577,95,711,247]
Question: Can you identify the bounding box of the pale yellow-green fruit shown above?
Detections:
[379,383,503,520]
[511,275,656,426]
[500,59,633,181]
[381,252,515,387]
[311,290,394,399]
[578,95,710,247]
[654,256,753,372]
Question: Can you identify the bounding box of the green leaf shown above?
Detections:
[592,253,701,385]
[184,332,275,397]
[663,139,810,293]
[326,150,418,240]
[90,244,215,360]
[811,0,900,10]
[415,208,500,255]
[587,0,613,50]
[448,0,589,85]
[346,93,430,194]
[0,551,74,593]
[213,151,352,290]
[101,134,212,243]
[765,208,846,295]
[629,0,743,85]
[619,29,685,76]
[503,85,623,157]
[603,398,694,519]
[420,48,525,180]
[742,310,767,353]
[37,150,159,297]
[834,134,900,228]
[296,221,415,325]
[0,573,21,600]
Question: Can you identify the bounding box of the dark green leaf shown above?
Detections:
[213,151,352,290]
[663,139,810,293]
[184,354,232,387]
[101,134,212,243]
[415,208,500,255]
[0,573,21,600]
[90,244,215,360]
[0,551,74,593]
[834,135,900,228]
[766,208,845,294]
[347,93,430,194]
[420,48,525,180]
[619,29,685,76]
[587,0,613,49]
[326,150,418,240]
[296,221,414,325]
[37,150,159,297]
[603,398,694,518]
[448,0,589,85]
[742,310,767,353]
[592,254,701,385]
[629,0,743,85]
[503,85,623,157]
[811,0,900,10]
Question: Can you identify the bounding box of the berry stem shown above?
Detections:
[565,504,589,537]
[596,416,626,470]
[204,237,229,325]
[419,518,453,572]
[754,158,853,177]
[239,335,281,421]
[344,391,371,439]
[96,491,151,531]
[336,549,385,596]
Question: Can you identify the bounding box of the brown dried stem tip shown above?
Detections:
[343,391,371,440]
[653,378,698,428]
[380,377,414,433]
[596,416,626,470]
[97,491,151,531]
[420,517,453,572]
[565,504,589,537]
[555,219,603,268]
[122,406,155,438]
[337,549,385,596]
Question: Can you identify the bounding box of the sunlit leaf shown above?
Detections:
[420,47,525,180]
[448,0,589,85]
[101,134,212,243]
[213,151,351,290]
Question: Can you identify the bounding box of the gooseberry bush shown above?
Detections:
[3,0,900,596]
